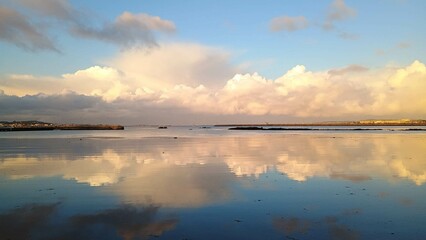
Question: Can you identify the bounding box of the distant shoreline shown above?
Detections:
[216,119,426,127]
[217,123,426,127]
[228,126,426,131]
[0,121,124,131]
[224,119,426,131]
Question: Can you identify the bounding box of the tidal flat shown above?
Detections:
[1,127,425,239]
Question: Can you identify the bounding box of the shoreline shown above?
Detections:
[0,124,124,132]
[228,126,426,131]
[216,123,426,127]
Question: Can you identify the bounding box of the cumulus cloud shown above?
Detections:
[168,60,424,118]
[0,66,124,102]
[1,54,426,122]
[0,6,58,51]
[269,16,309,32]
[1,43,237,101]
[71,12,175,48]
[107,43,238,90]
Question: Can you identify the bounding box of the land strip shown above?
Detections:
[0,121,124,131]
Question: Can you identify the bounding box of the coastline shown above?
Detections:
[228,126,426,131]
[0,121,124,131]
[216,120,426,127]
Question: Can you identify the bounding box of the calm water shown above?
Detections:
[1,127,425,239]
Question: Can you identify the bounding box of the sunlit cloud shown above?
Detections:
[1,46,426,122]
[106,43,238,90]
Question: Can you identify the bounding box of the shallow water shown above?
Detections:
[1,128,425,239]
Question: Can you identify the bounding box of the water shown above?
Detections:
[1,127,425,239]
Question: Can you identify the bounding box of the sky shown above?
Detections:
[0,0,425,124]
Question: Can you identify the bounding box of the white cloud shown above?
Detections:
[0,43,237,102]
[1,66,125,102]
[62,66,127,102]
[106,43,238,90]
[269,16,309,32]
[1,42,426,122]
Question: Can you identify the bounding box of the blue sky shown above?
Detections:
[2,0,425,77]
[0,0,425,124]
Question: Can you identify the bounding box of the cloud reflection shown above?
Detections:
[0,203,176,240]
[273,208,361,240]
[0,203,59,240]
[0,133,425,209]
[273,217,310,235]
[57,205,177,240]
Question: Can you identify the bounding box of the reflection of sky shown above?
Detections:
[0,203,177,240]
[1,133,426,187]
[1,132,426,239]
